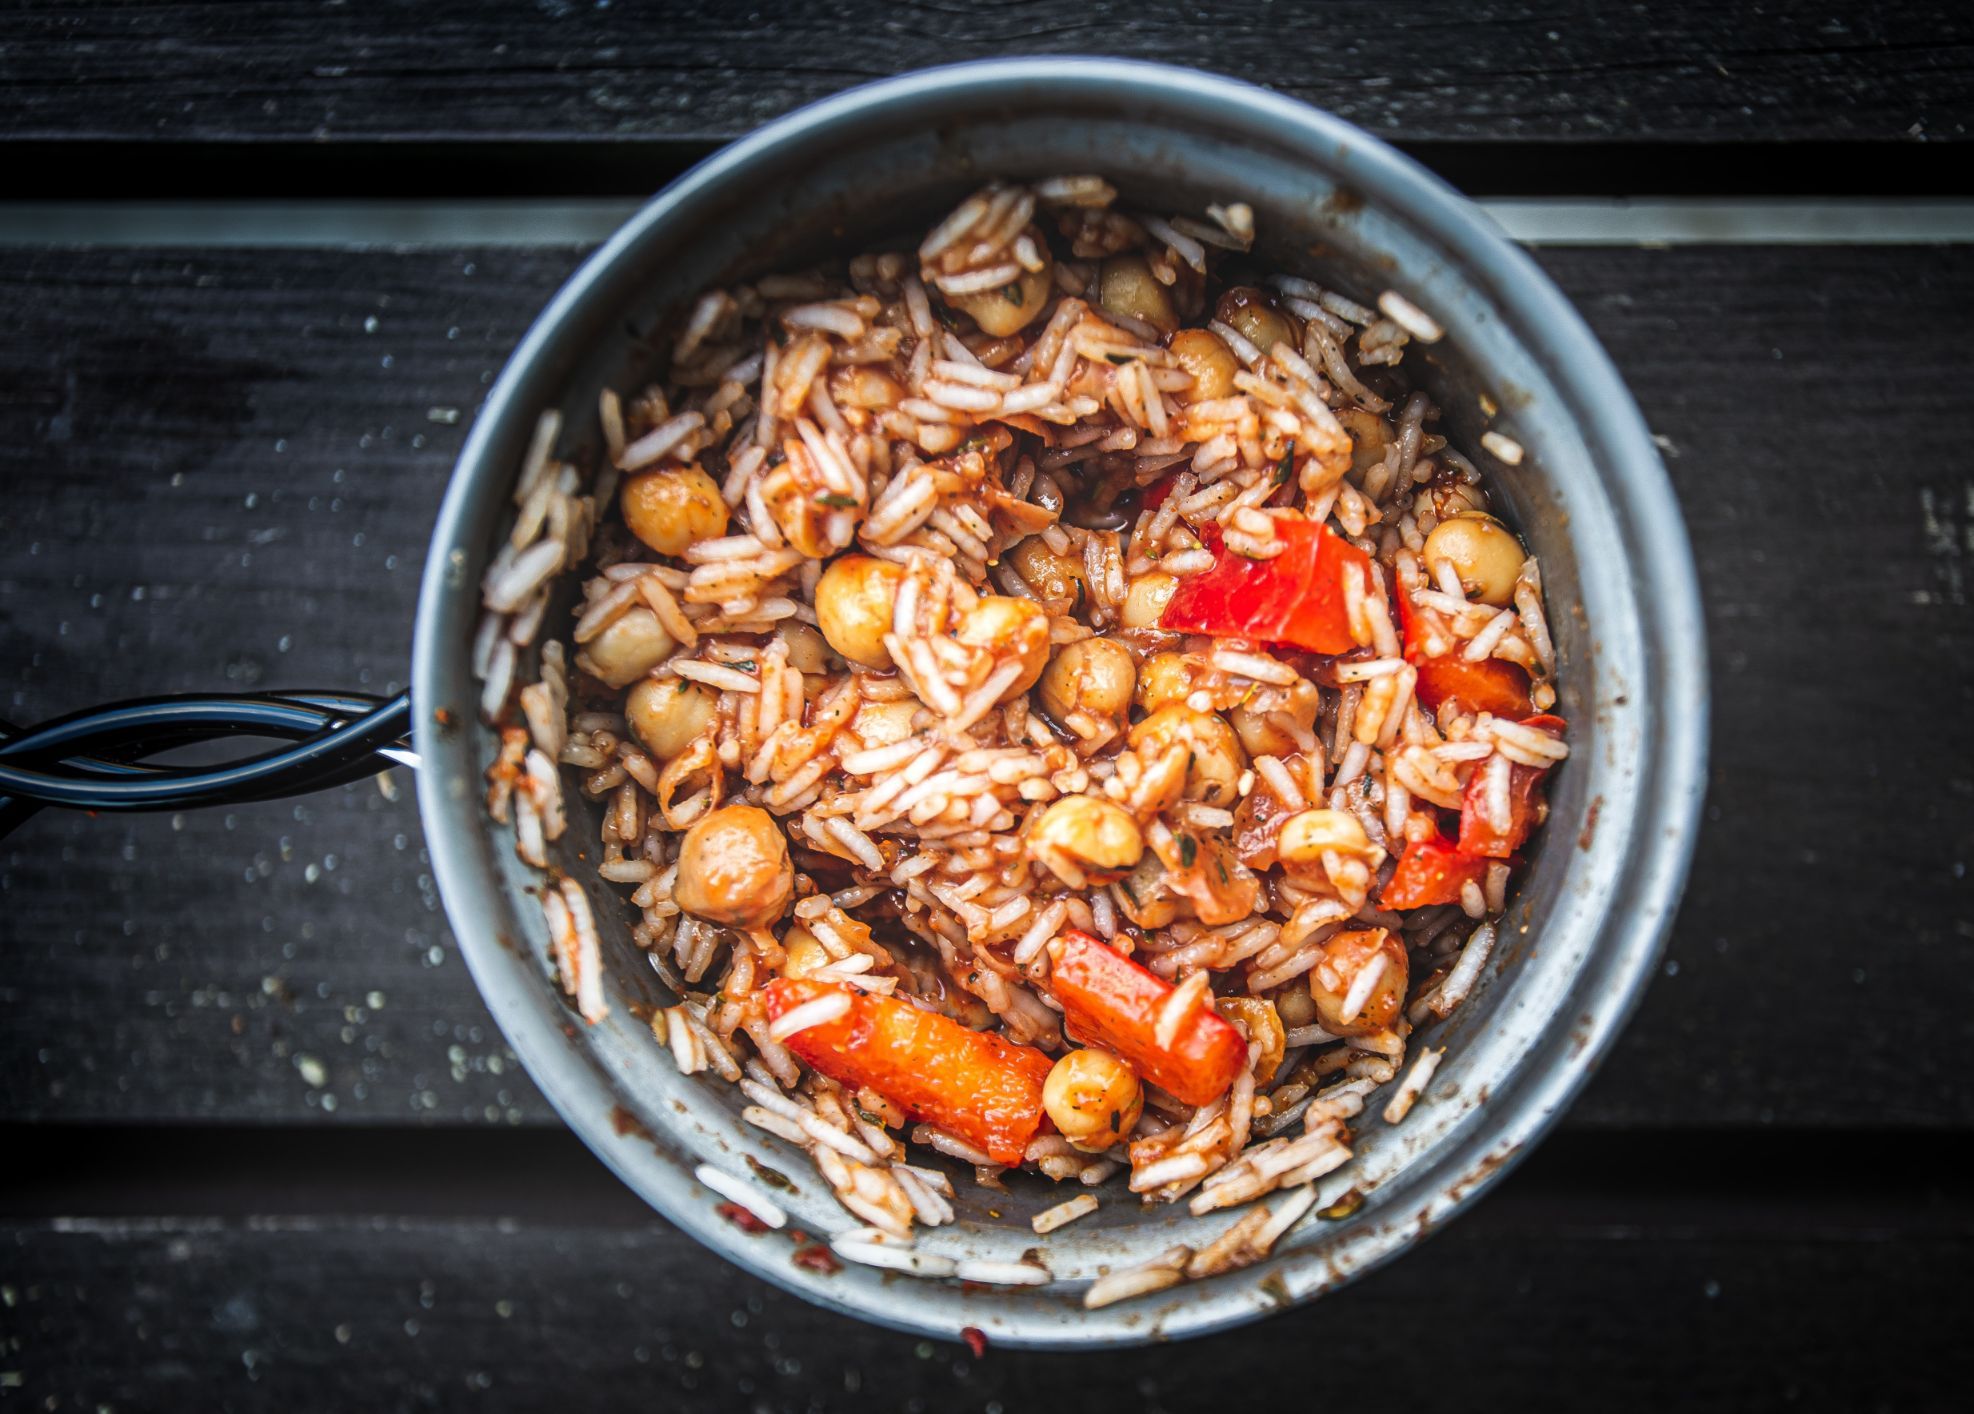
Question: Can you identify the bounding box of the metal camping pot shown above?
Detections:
[411,58,1708,1346]
[5,58,1707,1350]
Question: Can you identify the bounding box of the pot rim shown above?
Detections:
[414,56,1708,1347]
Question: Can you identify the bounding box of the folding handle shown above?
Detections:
[0,690,415,838]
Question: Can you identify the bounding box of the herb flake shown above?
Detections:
[1003,281,1024,306]
[814,492,859,509]
[1274,439,1296,487]
[1177,834,1198,868]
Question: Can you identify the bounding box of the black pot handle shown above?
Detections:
[0,690,414,838]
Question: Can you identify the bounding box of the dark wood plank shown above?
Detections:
[4,0,1971,153]
[3,1176,1968,1412]
[2,242,1970,1130]
[0,244,583,1125]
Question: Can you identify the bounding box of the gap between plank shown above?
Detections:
[3,199,1972,248]
[4,1126,1969,1229]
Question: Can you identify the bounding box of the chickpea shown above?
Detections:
[1028,794,1144,880]
[781,925,831,980]
[951,236,1053,338]
[1276,808,1374,866]
[1422,512,1525,608]
[1215,286,1298,356]
[850,698,923,750]
[620,464,729,557]
[1308,928,1408,1037]
[1117,852,1179,930]
[1039,638,1136,727]
[1119,571,1178,630]
[1338,407,1393,475]
[1167,328,1239,402]
[1042,1047,1143,1151]
[1274,984,1318,1029]
[1097,253,1179,334]
[1424,475,1491,523]
[624,677,717,760]
[828,364,907,412]
[576,607,675,689]
[954,595,1050,700]
[756,462,837,560]
[1134,651,1199,714]
[1129,704,1247,805]
[1230,678,1322,757]
[1217,997,1286,1079]
[815,555,904,669]
[674,803,794,928]
[1006,535,1086,614]
[776,621,831,675]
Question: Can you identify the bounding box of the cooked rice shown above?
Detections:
[695,1161,789,1230]
[1382,1046,1445,1125]
[1480,430,1525,465]
[1032,1192,1101,1234]
[1376,290,1444,344]
[475,177,1574,1308]
[1084,1245,1191,1310]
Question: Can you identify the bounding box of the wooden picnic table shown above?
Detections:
[2,3,1971,1408]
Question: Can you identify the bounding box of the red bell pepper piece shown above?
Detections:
[1380,834,1492,910]
[1158,518,1374,656]
[1141,474,1178,511]
[1048,929,1246,1106]
[762,979,1052,1167]
[1456,714,1567,857]
[1394,583,1533,717]
[1457,763,1543,858]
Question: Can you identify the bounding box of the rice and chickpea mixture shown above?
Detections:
[477,175,1570,1304]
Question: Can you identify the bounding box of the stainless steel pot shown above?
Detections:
[411,58,1708,1347]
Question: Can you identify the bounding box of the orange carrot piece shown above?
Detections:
[1048,930,1246,1106]
[761,979,1051,1166]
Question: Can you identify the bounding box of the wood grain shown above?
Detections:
[3,1189,1967,1412]
[4,1,1970,150]
[2,243,1970,1131]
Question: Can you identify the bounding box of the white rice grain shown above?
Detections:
[696,1163,788,1229]
[1436,922,1498,1016]
[768,991,852,1042]
[832,1238,957,1278]
[672,659,763,694]
[1154,971,1210,1050]
[1083,1247,1190,1310]
[953,1258,1052,1287]
[1480,430,1525,465]
[1376,290,1444,344]
[617,411,706,471]
[1382,1046,1445,1125]
[1032,1192,1100,1234]
[1336,953,1388,1027]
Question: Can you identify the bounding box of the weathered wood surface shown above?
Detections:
[2,242,1970,1129]
[5,1,1971,151]
[4,1160,1968,1413]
